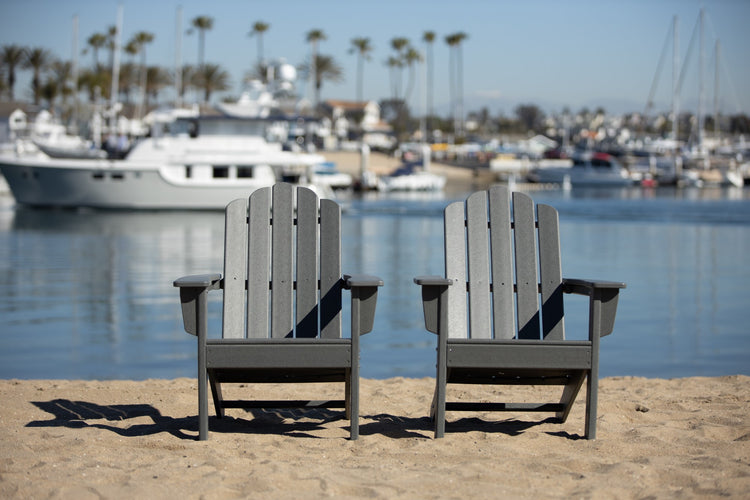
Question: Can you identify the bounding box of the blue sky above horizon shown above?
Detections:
[1,0,748,116]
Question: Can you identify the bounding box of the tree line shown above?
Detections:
[2,16,748,140]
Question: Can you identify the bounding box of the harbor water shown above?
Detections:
[1,185,749,381]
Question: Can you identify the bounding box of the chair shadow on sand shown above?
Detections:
[359,414,583,439]
[27,399,584,440]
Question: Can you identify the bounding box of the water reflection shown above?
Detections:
[1,186,749,380]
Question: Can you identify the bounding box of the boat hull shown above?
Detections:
[0,158,280,210]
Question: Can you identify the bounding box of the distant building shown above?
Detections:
[321,100,395,150]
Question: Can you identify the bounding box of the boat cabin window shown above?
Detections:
[212,166,229,178]
[185,166,192,178]
[237,166,254,178]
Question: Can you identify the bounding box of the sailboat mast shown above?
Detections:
[714,40,720,138]
[109,4,123,133]
[175,6,183,108]
[671,15,679,149]
[697,8,705,151]
[72,15,79,133]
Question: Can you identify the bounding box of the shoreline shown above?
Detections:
[321,150,498,195]
[1,375,748,498]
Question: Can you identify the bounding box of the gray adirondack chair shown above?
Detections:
[174,183,383,440]
[414,186,625,439]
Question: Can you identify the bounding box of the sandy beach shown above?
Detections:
[1,376,748,498]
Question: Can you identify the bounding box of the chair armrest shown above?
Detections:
[563,278,625,338]
[344,274,383,336]
[414,276,453,334]
[173,274,222,335]
[414,275,453,287]
[562,278,626,294]
[173,273,222,289]
[343,274,384,289]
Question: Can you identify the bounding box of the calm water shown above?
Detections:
[1,185,749,380]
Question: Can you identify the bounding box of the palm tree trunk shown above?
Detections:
[356,54,363,102]
[457,44,464,137]
[448,48,455,134]
[427,43,433,132]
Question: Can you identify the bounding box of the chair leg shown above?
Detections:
[347,368,359,440]
[208,371,224,418]
[198,367,208,441]
[196,290,209,441]
[556,372,586,423]
[429,387,438,420]
[345,374,351,420]
[585,372,598,439]
[434,377,446,438]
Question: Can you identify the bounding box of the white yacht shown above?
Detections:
[0,113,332,210]
[0,59,334,210]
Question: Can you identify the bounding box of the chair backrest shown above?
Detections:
[221,183,342,339]
[444,186,565,341]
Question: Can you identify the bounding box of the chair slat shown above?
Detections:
[466,191,491,339]
[444,201,467,339]
[512,192,540,339]
[488,187,515,339]
[223,198,249,339]
[320,198,342,339]
[296,187,319,338]
[271,183,294,338]
[538,203,565,340]
[247,187,271,338]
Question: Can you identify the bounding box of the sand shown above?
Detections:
[1,376,748,499]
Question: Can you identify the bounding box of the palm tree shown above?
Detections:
[445,32,468,136]
[386,56,403,102]
[117,62,138,104]
[2,44,27,100]
[40,77,60,109]
[128,31,154,118]
[388,37,410,100]
[145,65,172,105]
[190,16,214,68]
[422,31,436,130]
[78,67,110,102]
[195,63,230,103]
[51,59,73,98]
[245,62,270,84]
[105,25,118,71]
[86,33,107,69]
[122,40,140,103]
[403,46,422,108]
[305,29,326,107]
[249,21,270,67]
[300,54,342,110]
[348,37,372,102]
[24,47,52,105]
[178,64,196,103]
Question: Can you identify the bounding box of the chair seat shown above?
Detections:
[206,339,353,369]
[446,339,593,370]
[208,367,350,384]
[446,367,587,386]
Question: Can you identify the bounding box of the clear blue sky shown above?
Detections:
[1,0,748,116]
